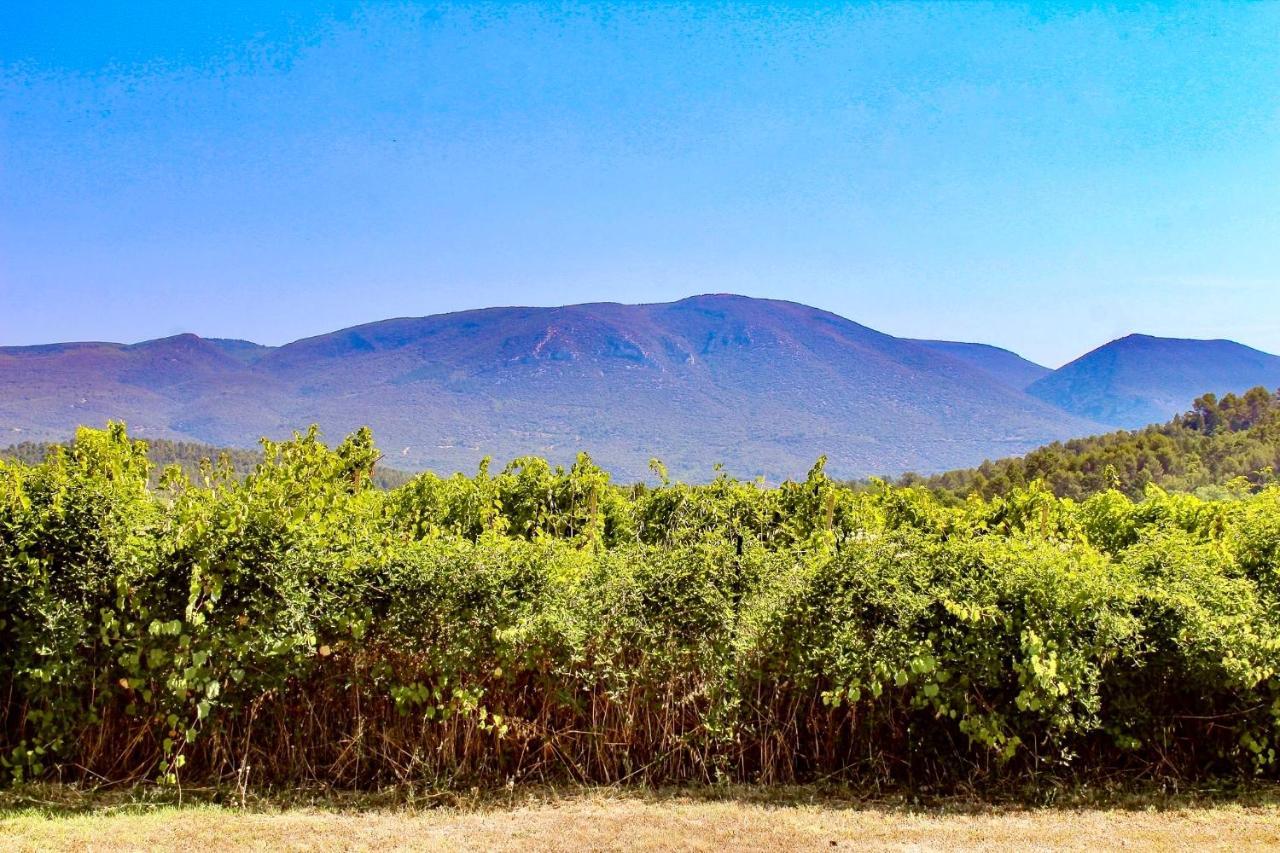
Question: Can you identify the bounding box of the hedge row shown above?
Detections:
[2,424,1279,788]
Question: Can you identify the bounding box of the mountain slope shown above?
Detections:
[1027,334,1280,428]
[1,295,1104,480]
[0,334,292,445]
[910,340,1050,389]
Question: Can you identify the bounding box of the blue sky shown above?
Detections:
[2,2,1277,366]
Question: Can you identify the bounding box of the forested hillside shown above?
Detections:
[911,386,1280,501]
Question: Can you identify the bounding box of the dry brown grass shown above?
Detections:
[3,786,1280,851]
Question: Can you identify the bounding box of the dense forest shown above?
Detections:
[905,386,1280,501]
[3,421,1280,790]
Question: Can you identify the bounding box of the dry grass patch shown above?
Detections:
[3,786,1280,851]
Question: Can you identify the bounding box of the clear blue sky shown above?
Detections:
[2,2,1277,367]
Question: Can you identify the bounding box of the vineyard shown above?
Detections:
[2,422,1280,791]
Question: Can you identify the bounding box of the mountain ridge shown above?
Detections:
[5,294,1276,481]
[908,339,1050,390]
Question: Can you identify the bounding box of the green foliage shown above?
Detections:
[1,435,413,491]
[912,386,1280,502]
[3,423,1280,788]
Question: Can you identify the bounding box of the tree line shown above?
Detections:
[903,386,1280,502]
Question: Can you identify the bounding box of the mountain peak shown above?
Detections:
[130,332,210,351]
[1028,333,1280,427]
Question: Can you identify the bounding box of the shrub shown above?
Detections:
[2,424,1279,787]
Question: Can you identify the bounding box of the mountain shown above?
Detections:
[0,334,290,450]
[1026,334,1280,429]
[910,340,1050,390]
[1,295,1104,481]
[208,338,273,365]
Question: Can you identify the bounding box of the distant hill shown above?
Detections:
[910,340,1050,389]
[1027,334,1280,428]
[0,333,287,451]
[0,295,1102,481]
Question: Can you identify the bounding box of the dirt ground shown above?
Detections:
[4,785,1279,851]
